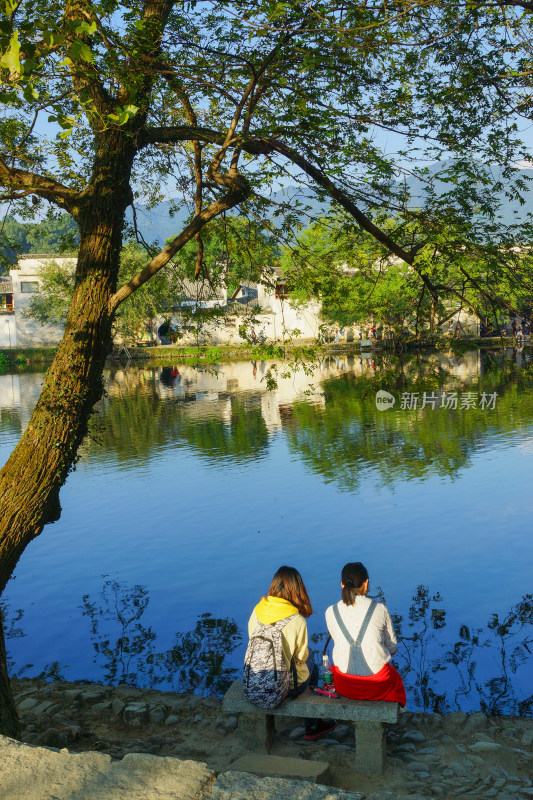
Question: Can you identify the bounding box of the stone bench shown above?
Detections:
[222,680,399,775]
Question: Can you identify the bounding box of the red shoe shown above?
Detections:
[304,720,337,741]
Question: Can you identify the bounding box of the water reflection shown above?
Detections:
[73,349,533,487]
[0,348,531,715]
[4,578,531,715]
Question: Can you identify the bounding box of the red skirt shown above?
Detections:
[331,663,406,707]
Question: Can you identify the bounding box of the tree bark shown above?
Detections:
[0,609,19,738]
[0,130,136,735]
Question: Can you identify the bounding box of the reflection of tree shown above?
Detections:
[179,395,269,464]
[79,578,241,694]
[285,366,533,491]
[86,378,270,466]
[0,410,21,438]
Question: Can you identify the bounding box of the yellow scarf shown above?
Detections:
[254,595,299,624]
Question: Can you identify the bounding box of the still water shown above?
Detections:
[1,348,532,713]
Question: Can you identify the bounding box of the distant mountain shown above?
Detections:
[125,188,330,245]
[402,162,533,227]
[129,167,533,245]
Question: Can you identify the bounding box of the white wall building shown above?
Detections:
[0,255,75,348]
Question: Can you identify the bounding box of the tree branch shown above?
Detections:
[0,160,80,217]
[109,176,250,312]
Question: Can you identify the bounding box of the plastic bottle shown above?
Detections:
[322,654,333,686]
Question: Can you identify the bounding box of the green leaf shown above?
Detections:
[0,0,17,15]
[73,20,97,36]
[107,105,139,126]
[22,83,39,102]
[0,29,21,76]
[69,40,94,63]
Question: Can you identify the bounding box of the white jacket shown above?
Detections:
[325,595,397,675]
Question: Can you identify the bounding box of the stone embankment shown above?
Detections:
[5,677,533,800]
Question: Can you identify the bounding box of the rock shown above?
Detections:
[289,726,306,740]
[400,730,426,743]
[193,714,203,724]
[228,755,330,783]
[202,696,221,708]
[80,691,104,703]
[522,730,533,747]
[468,741,503,751]
[63,689,83,701]
[92,701,112,714]
[165,714,180,726]
[442,711,467,732]
[472,732,494,742]
[17,698,39,712]
[111,699,125,716]
[330,725,350,742]
[212,771,365,800]
[417,747,436,754]
[519,790,533,797]
[35,728,70,748]
[64,725,82,742]
[403,761,427,772]
[463,712,488,734]
[450,761,468,776]
[392,743,416,754]
[441,734,456,745]
[221,715,238,732]
[123,703,148,726]
[414,771,429,779]
[32,701,60,717]
[1,738,216,800]
[149,707,166,724]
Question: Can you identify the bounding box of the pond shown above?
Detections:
[1,347,532,715]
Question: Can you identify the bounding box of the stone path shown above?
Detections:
[7,677,533,800]
[0,737,364,800]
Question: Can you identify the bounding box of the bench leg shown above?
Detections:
[354,721,386,775]
[237,713,276,753]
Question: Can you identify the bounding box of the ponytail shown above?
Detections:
[341,562,369,605]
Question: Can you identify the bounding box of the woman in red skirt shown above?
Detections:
[325,562,406,706]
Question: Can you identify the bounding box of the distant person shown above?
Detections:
[245,566,335,740]
[250,327,257,344]
[512,320,517,337]
[325,562,406,706]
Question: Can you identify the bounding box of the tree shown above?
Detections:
[1,0,533,736]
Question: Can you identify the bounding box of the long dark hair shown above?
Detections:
[268,566,313,618]
[341,562,369,606]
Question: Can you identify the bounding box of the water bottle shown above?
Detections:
[322,654,333,686]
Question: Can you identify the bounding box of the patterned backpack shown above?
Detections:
[243,615,298,709]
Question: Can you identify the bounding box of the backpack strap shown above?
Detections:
[333,600,377,646]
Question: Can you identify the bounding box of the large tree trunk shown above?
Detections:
[0,608,19,737]
[0,132,136,735]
